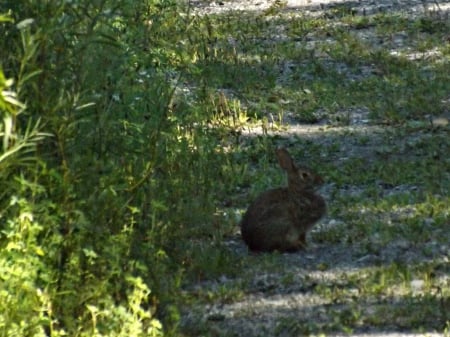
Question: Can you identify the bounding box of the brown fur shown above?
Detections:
[241,148,326,252]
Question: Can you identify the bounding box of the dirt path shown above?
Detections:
[181,125,449,336]
[192,0,450,17]
[180,1,450,336]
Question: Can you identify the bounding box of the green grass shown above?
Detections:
[1,0,449,335]
[175,3,450,336]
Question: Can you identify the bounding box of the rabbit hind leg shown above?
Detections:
[281,227,303,252]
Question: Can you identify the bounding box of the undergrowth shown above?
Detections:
[0,0,449,336]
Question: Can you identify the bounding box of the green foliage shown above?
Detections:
[0,197,53,337]
[1,1,184,334]
[1,0,252,333]
[83,276,163,337]
[1,0,449,335]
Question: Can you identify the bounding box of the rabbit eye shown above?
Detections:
[301,172,309,179]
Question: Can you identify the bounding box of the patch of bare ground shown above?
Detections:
[179,0,450,336]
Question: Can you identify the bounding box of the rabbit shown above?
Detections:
[241,148,326,252]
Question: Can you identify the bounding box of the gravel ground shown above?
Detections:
[191,0,450,17]
[180,1,450,336]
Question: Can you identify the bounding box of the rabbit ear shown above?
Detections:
[276,148,296,172]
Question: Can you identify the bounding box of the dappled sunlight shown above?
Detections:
[2,0,448,335]
[192,0,450,18]
[179,0,450,333]
[182,257,449,335]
